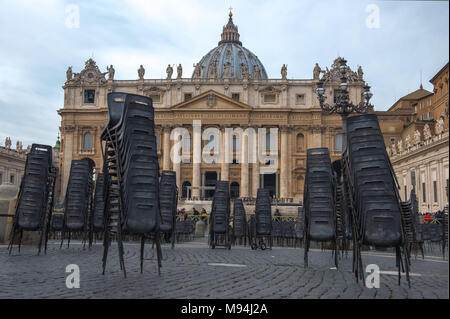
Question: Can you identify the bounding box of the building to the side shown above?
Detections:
[0,138,26,188]
[58,13,374,204]
[387,62,449,213]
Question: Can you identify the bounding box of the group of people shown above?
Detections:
[176,207,209,224]
[422,210,447,224]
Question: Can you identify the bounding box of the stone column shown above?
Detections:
[220,126,229,181]
[240,130,249,197]
[162,125,171,171]
[280,126,289,198]
[252,127,260,197]
[192,120,201,199]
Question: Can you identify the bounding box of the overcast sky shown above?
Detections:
[0,0,448,147]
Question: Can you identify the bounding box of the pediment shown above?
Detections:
[171,90,251,111]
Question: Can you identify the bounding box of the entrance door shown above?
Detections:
[204,171,217,199]
[263,173,276,198]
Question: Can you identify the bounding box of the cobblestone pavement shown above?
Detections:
[0,239,448,299]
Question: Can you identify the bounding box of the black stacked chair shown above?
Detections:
[60,158,95,248]
[251,188,272,250]
[303,148,338,268]
[342,114,410,286]
[90,173,105,246]
[101,93,162,277]
[159,170,178,248]
[8,144,56,255]
[232,199,247,246]
[443,206,448,258]
[209,181,231,249]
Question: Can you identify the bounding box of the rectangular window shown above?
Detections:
[10,175,15,184]
[420,114,425,120]
[84,90,95,104]
[404,185,407,200]
[231,93,240,101]
[296,94,305,105]
[422,182,426,203]
[428,98,432,106]
[428,112,433,120]
[149,94,161,103]
[184,93,192,101]
[263,93,276,103]
[420,102,424,110]
[433,181,438,203]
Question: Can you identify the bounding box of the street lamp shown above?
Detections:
[315,58,373,150]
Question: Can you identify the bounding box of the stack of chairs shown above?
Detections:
[280,220,295,247]
[303,148,337,268]
[251,188,272,250]
[90,173,106,246]
[209,181,231,249]
[406,189,424,259]
[343,114,410,286]
[8,144,56,255]
[101,93,162,277]
[159,171,178,248]
[271,219,283,246]
[60,158,95,248]
[232,199,247,246]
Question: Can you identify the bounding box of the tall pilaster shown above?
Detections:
[280,126,289,198]
[192,120,202,199]
[240,130,249,197]
[162,125,171,171]
[221,126,229,181]
[252,127,260,197]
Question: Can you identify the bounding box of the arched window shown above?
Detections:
[83,132,92,150]
[334,134,343,152]
[230,182,240,198]
[296,133,305,152]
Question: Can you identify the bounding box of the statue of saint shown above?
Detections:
[4,137,11,149]
[253,64,260,81]
[313,63,321,80]
[66,66,73,82]
[166,64,173,80]
[16,141,22,152]
[405,134,411,149]
[435,117,445,135]
[397,139,403,153]
[138,65,145,80]
[281,64,287,80]
[224,62,231,78]
[209,61,216,79]
[391,142,397,156]
[107,65,115,80]
[193,63,201,78]
[357,66,364,81]
[240,63,248,79]
[414,129,421,145]
[177,64,182,79]
[423,124,432,140]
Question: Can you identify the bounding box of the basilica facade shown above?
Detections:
[57,13,371,204]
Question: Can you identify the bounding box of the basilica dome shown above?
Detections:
[192,12,268,80]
